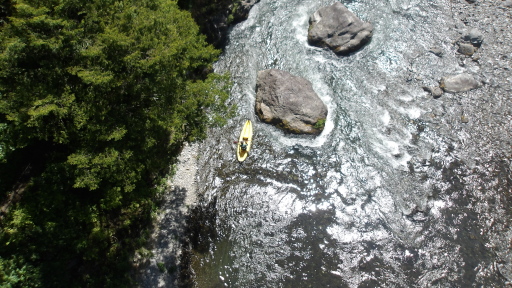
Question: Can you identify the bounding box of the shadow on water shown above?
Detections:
[137,186,188,288]
[429,156,511,287]
[279,209,350,288]
[179,196,218,288]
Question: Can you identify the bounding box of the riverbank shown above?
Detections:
[134,142,199,287]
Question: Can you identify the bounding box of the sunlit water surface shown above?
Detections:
[190,0,512,287]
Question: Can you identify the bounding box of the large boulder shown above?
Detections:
[195,0,260,48]
[255,69,328,135]
[232,0,260,23]
[308,2,373,55]
[440,73,480,93]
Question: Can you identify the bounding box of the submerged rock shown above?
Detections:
[307,2,373,55]
[429,47,444,57]
[255,69,328,135]
[440,73,481,93]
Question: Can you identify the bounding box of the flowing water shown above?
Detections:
[188,0,512,287]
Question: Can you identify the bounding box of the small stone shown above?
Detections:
[461,115,469,123]
[422,86,444,98]
[429,47,444,57]
[463,28,484,47]
[431,87,444,98]
[458,43,476,56]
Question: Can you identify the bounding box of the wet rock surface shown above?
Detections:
[422,86,444,98]
[255,69,328,135]
[428,47,444,57]
[233,0,260,23]
[307,2,373,55]
[189,0,260,48]
[440,73,481,93]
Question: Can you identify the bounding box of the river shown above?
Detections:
[186,0,512,287]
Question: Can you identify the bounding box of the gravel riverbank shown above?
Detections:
[134,142,199,287]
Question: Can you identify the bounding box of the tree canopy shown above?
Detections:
[0,0,231,286]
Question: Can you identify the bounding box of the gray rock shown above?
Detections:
[429,47,444,57]
[440,73,481,93]
[308,2,373,55]
[458,43,476,56]
[504,0,512,7]
[422,86,444,98]
[255,69,328,135]
[463,28,484,46]
[201,0,260,48]
[233,0,260,24]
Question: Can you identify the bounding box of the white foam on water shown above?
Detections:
[396,105,423,119]
[327,224,390,244]
[292,4,311,45]
[275,189,304,215]
[430,199,450,218]
[376,50,404,75]
[381,109,391,126]
[371,134,413,169]
[312,53,329,64]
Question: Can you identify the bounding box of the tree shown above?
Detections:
[0,0,231,286]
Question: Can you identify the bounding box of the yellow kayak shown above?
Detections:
[237,120,253,162]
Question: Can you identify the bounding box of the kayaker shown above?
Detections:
[240,140,248,151]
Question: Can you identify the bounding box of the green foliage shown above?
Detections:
[0,0,232,287]
[0,255,41,288]
[227,2,239,24]
[314,118,326,129]
[0,0,13,26]
[157,262,166,273]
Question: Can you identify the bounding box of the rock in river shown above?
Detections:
[458,43,476,56]
[440,73,481,93]
[308,2,373,55]
[255,69,328,135]
[463,28,484,47]
[422,86,444,98]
